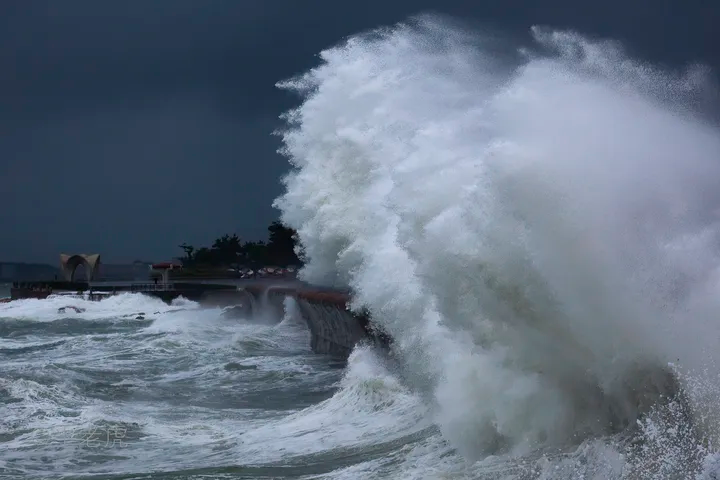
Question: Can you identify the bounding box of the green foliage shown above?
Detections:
[177,222,301,269]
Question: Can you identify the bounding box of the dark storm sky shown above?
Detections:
[1,1,717,264]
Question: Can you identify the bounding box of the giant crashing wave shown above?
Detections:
[272,14,720,474]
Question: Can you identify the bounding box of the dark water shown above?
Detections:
[2,291,720,479]
[6,11,720,479]
[0,293,439,480]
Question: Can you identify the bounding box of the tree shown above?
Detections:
[211,234,243,267]
[242,241,268,273]
[192,247,216,266]
[176,221,303,271]
[266,221,301,267]
[178,243,195,266]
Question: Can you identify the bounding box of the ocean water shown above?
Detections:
[274,13,720,479]
[2,293,431,479]
[4,14,720,480]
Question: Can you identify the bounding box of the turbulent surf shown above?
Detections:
[3,14,720,480]
[274,14,720,478]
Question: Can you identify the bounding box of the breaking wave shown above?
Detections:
[274,14,720,476]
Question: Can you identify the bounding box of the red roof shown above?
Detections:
[151,262,181,269]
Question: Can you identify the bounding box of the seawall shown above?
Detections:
[8,278,388,358]
[205,283,390,357]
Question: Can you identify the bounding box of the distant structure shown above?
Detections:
[149,262,182,286]
[60,254,101,282]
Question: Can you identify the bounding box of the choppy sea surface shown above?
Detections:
[5,13,720,480]
[1,290,719,480]
[1,293,440,479]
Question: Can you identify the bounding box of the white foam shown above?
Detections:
[0,292,198,322]
[235,345,430,463]
[274,13,720,468]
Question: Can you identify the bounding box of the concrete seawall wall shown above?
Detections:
[8,278,388,358]
[207,284,389,357]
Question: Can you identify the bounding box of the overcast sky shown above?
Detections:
[1,1,717,264]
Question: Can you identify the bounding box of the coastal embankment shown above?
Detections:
[229,283,389,357]
[195,280,389,357]
[8,278,387,358]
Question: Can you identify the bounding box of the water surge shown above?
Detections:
[275,14,720,475]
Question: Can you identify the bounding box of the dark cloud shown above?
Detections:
[1,0,718,263]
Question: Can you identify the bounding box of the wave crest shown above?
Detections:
[274,14,720,462]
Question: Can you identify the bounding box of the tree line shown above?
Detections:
[177,221,302,270]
